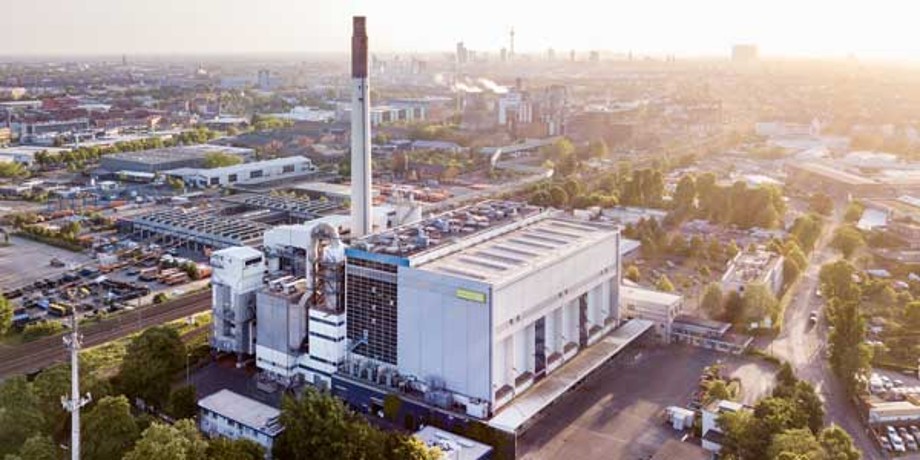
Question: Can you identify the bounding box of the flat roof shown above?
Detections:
[620,285,682,306]
[350,200,547,261]
[103,144,253,165]
[488,319,654,433]
[420,217,616,286]
[197,389,283,436]
[414,426,492,460]
[788,162,876,186]
[673,314,732,334]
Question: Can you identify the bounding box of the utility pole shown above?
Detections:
[62,313,91,460]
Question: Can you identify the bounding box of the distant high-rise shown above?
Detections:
[570,49,575,62]
[589,50,600,62]
[456,42,469,65]
[500,47,508,62]
[547,48,555,61]
[732,44,758,62]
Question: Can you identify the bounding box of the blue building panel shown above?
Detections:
[344,247,410,267]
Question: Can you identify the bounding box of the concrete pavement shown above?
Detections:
[767,210,881,459]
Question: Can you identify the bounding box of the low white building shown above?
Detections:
[619,284,683,341]
[701,399,747,454]
[198,389,283,457]
[165,156,316,188]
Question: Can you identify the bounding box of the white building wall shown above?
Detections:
[199,411,276,455]
[397,268,492,402]
[255,345,299,378]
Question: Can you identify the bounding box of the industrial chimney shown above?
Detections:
[350,16,372,238]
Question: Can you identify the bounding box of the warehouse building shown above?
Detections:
[164,156,317,188]
[99,144,255,173]
[121,207,270,251]
[331,200,654,439]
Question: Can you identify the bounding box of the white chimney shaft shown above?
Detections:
[350,16,372,238]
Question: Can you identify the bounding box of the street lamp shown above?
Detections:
[186,352,191,386]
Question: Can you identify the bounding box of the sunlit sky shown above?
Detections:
[2,0,920,59]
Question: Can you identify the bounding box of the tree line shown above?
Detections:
[31,128,219,170]
[718,363,860,460]
[0,324,440,460]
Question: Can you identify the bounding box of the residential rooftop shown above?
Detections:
[197,389,283,436]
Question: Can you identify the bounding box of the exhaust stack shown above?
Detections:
[350,16,372,238]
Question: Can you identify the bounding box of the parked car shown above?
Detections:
[891,434,907,453]
[908,437,918,451]
[880,436,892,451]
[888,426,899,437]
[910,425,920,439]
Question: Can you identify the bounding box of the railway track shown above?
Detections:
[0,291,211,378]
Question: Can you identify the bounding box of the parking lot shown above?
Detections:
[0,236,92,291]
[517,346,775,460]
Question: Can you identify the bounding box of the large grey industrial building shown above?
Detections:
[99,144,255,173]
[118,193,344,254]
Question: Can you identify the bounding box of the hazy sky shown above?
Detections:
[2,0,920,59]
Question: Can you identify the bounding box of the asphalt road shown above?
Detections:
[767,210,881,459]
[0,291,211,379]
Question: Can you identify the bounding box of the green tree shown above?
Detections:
[905,301,920,330]
[389,435,441,460]
[768,428,825,460]
[819,260,860,303]
[625,265,640,283]
[700,283,724,319]
[726,240,740,260]
[205,438,264,460]
[0,295,12,336]
[809,192,834,216]
[843,202,865,223]
[9,434,58,460]
[656,275,675,293]
[742,283,779,324]
[273,390,382,460]
[818,425,860,460]
[719,409,764,459]
[203,152,243,169]
[828,299,872,395]
[168,385,198,420]
[0,377,44,457]
[82,396,140,460]
[705,380,732,403]
[117,327,185,408]
[724,290,744,324]
[547,185,569,208]
[831,226,864,259]
[587,139,609,158]
[123,420,207,460]
[673,174,697,213]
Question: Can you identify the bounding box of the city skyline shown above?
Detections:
[3,0,920,59]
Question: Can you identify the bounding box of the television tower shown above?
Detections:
[509,27,515,61]
[62,314,91,460]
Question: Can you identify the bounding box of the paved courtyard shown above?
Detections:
[518,346,775,459]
